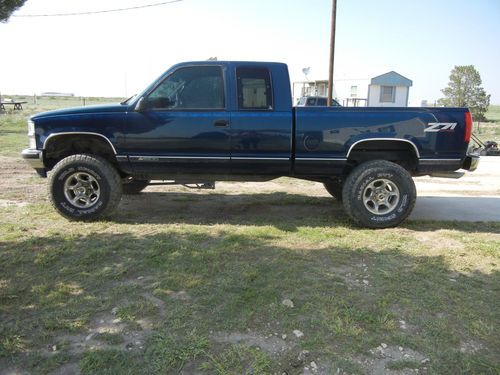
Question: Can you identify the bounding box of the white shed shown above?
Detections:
[367,71,412,107]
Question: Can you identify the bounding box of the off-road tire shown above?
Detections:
[323,178,344,201]
[48,154,122,221]
[122,179,150,195]
[342,160,416,228]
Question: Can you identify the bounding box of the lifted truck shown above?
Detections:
[22,61,479,228]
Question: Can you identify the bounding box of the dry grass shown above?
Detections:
[0,100,499,374]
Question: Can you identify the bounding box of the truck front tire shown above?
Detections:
[342,160,416,228]
[48,154,122,221]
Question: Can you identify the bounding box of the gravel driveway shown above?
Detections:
[410,156,500,221]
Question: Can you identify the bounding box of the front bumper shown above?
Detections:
[462,154,480,172]
[21,149,46,176]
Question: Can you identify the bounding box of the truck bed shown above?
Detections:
[294,106,470,176]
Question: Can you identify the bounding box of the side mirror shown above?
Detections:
[135,97,147,112]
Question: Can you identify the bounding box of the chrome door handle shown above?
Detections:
[213,120,229,127]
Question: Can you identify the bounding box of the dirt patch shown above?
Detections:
[211,331,292,356]
[357,345,428,375]
[414,231,464,251]
[327,263,373,290]
[141,292,166,311]
[0,199,29,207]
[0,366,31,375]
[460,339,484,354]
[0,156,46,203]
[48,362,80,375]
[47,310,152,357]
[210,332,332,374]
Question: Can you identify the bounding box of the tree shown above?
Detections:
[439,65,490,122]
[0,0,27,23]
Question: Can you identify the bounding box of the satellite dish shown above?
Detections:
[302,67,311,81]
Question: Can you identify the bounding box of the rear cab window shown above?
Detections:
[236,67,273,110]
[306,97,316,106]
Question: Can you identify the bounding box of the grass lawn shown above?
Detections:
[0,96,123,157]
[476,105,500,144]
[485,105,500,123]
[0,99,499,374]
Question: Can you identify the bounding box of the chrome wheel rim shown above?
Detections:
[63,172,100,209]
[362,178,400,215]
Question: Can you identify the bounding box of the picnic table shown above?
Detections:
[0,101,27,111]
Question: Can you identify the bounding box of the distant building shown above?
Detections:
[292,80,333,103]
[293,71,412,107]
[40,92,75,97]
[419,99,439,107]
[367,71,412,107]
[333,77,370,107]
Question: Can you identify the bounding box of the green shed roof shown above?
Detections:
[371,71,412,87]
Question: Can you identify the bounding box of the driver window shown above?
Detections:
[148,66,225,110]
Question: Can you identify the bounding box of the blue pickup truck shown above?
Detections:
[22,61,479,228]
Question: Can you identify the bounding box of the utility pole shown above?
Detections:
[327,0,337,106]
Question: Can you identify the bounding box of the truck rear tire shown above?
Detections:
[342,160,416,228]
[123,179,150,194]
[324,178,344,201]
[48,154,122,221]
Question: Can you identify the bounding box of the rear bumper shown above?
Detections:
[21,149,46,177]
[417,152,479,177]
[462,154,480,172]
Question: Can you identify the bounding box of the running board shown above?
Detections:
[182,182,215,189]
[147,181,215,189]
[429,171,465,179]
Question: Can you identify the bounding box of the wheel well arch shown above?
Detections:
[346,139,420,172]
[43,133,117,170]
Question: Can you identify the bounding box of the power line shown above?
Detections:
[13,0,183,18]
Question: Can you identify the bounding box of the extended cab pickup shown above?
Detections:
[22,61,479,228]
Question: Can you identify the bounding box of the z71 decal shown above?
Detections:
[424,122,458,132]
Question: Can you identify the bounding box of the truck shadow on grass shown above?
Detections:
[115,191,500,234]
[1,229,499,374]
[117,191,346,230]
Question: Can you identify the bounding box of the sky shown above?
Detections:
[1,0,499,104]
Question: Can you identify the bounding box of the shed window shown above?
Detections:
[380,86,395,103]
[350,86,358,98]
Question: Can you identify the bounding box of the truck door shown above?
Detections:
[124,65,230,175]
[230,65,292,175]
